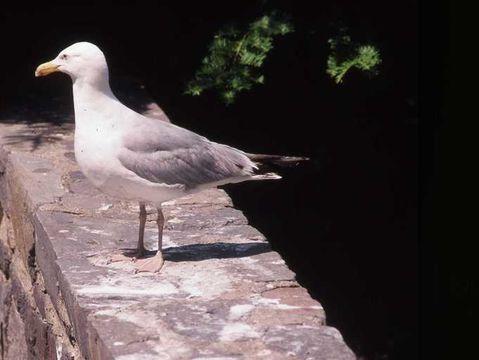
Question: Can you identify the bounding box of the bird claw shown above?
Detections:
[107,253,136,264]
[107,248,147,264]
[134,253,165,273]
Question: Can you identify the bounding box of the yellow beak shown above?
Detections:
[35,61,59,77]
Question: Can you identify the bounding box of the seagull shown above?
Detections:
[35,42,307,273]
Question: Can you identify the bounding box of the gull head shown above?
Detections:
[35,42,109,85]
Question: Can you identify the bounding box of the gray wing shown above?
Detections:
[118,119,256,189]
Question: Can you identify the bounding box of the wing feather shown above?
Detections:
[118,119,256,189]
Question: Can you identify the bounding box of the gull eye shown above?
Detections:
[60,54,69,60]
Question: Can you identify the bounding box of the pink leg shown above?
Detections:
[136,202,147,257]
[108,202,147,263]
[135,206,165,273]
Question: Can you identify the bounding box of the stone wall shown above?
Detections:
[0,97,355,359]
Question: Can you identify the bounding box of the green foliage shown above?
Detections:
[326,30,382,84]
[185,12,293,104]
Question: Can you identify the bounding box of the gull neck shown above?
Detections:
[72,76,119,123]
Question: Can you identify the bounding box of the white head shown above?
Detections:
[35,42,110,88]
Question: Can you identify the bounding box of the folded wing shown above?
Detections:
[118,119,257,190]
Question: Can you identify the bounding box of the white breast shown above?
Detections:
[74,112,121,183]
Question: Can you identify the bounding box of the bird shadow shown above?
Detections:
[118,241,271,262]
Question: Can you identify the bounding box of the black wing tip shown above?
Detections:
[271,156,310,166]
[247,153,310,167]
[279,156,310,162]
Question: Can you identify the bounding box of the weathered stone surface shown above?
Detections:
[0,104,355,359]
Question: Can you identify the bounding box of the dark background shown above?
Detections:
[0,1,417,359]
